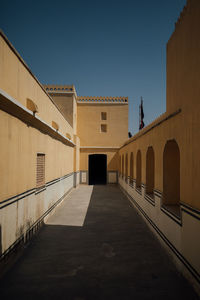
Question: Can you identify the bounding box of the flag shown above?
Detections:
[139,97,145,130]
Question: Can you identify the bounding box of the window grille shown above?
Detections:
[36,154,45,188]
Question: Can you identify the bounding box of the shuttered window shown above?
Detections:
[101,124,107,132]
[36,154,45,188]
[101,112,107,120]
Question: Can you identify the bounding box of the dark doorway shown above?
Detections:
[89,154,107,185]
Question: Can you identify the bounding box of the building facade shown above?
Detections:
[43,87,128,185]
[0,0,199,293]
[119,0,200,292]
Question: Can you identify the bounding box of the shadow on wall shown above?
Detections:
[107,153,118,170]
[0,186,197,299]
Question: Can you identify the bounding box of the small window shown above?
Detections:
[101,112,107,120]
[36,154,45,188]
[101,124,107,132]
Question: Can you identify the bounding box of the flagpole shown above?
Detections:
[139,96,144,130]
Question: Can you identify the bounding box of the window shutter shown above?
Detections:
[101,124,107,132]
[101,112,107,120]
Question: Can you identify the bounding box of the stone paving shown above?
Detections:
[0,185,199,300]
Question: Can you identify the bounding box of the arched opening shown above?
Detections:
[89,154,107,185]
[163,140,180,215]
[122,155,124,178]
[146,146,155,197]
[136,150,142,190]
[130,152,134,185]
[125,153,128,182]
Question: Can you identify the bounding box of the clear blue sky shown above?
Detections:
[1,0,186,135]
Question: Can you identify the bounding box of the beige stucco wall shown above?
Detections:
[48,94,74,128]
[0,35,74,139]
[119,108,199,210]
[80,148,118,171]
[73,95,77,135]
[77,103,128,147]
[166,0,200,209]
[119,0,200,211]
[166,0,200,115]
[74,135,80,172]
[0,109,74,202]
[0,33,74,202]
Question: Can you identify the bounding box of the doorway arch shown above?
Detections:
[163,140,180,205]
[125,153,128,181]
[146,146,155,195]
[136,150,142,189]
[122,155,124,178]
[130,152,134,183]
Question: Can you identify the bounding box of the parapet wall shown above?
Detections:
[44,85,76,95]
[44,85,77,130]
[77,96,128,104]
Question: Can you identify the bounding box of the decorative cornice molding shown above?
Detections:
[44,85,77,98]
[77,96,128,104]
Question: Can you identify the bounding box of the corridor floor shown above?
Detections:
[0,185,199,300]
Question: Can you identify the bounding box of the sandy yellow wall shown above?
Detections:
[74,135,80,172]
[166,0,200,115]
[73,95,77,135]
[80,149,118,171]
[0,109,74,202]
[0,34,74,138]
[49,94,74,128]
[77,104,128,147]
[119,108,200,210]
[165,0,200,209]
[120,0,200,210]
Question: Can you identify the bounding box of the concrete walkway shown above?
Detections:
[0,185,199,300]
[47,186,94,227]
